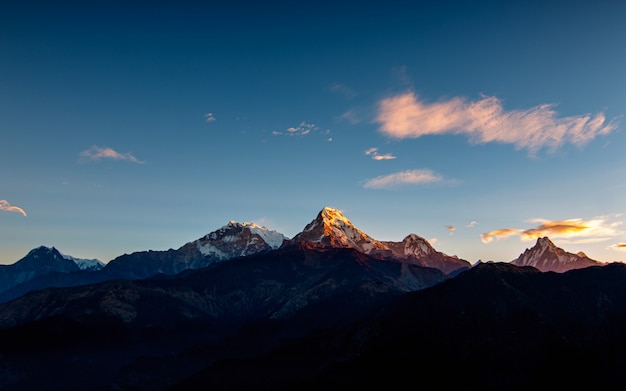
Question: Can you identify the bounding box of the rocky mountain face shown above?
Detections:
[0,207,468,304]
[103,221,287,280]
[511,236,603,272]
[0,246,103,294]
[288,207,471,275]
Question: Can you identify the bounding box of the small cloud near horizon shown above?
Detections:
[0,200,27,216]
[610,243,626,251]
[481,217,622,245]
[376,91,618,155]
[467,221,478,228]
[446,225,456,234]
[79,146,144,164]
[363,169,444,189]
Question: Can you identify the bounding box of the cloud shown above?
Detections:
[339,110,361,124]
[610,243,626,252]
[365,147,396,160]
[446,225,456,234]
[273,122,324,137]
[520,218,602,240]
[205,113,216,122]
[330,83,356,99]
[0,200,27,216]
[466,221,478,228]
[481,228,521,243]
[376,92,618,155]
[79,146,143,163]
[363,169,443,189]
[482,217,622,244]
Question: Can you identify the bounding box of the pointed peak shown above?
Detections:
[403,233,427,242]
[536,236,555,248]
[292,207,387,253]
[28,246,59,255]
[319,207,352,226]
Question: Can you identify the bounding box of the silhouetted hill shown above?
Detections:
[171,262,626,390]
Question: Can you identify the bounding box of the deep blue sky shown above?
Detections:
[1,0,625,264]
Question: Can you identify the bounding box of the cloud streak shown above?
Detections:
[376,92,618,154]
[272,122,326,137]
[481,217,622,244]
[0,200,27,216]
[363,169,443,189]
[365,147,396,160]
[610,243,626,251]
[79,146,143,163]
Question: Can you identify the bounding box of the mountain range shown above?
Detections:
[0,206,621,390]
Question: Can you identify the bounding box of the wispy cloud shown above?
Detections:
[363,169,444,189]
[329,83,356,99]
[610,243,626,252]
[446,225,456,234]
[79,146,143,163]
[480,228,522,243]
[481,217,622,244]
[0,200,27,216]
[376,92,618,155]
[365,147,396,160]
[467,221,478,228]
[272,121,327,137]
[338,110,361,124]
[204,113,216,122]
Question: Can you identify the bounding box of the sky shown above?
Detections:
[1,0,625,265]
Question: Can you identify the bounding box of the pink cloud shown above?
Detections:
[79,146,143,163]
[0,200,27,216]
[376,92,618,155]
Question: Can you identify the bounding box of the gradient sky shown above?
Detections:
[1,0,625,265]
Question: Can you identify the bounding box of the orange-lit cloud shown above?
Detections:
[365,147,396,160]
[363,169,443,189]
[446,225,456,234]
[376,92,618,155]
[0,200,27,217]
[482,217,622,244]
[520,218,594,240]
[481,228,521,243]
[79,146,143,163]
[611,243,626,251]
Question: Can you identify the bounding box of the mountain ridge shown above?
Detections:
[511,236,603,272]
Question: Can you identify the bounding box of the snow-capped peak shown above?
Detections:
[195,220,287,259]
[292,206,388,253]
[511,236,602,273]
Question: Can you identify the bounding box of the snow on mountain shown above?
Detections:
[57,250,105,271]
[289,207,471,275]
[195,220,287,259]
[383,233,437,258]
[290,207,388,254]
[511,237,603,273]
